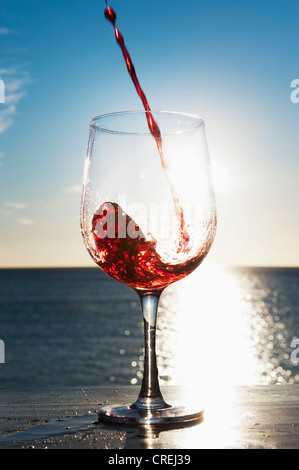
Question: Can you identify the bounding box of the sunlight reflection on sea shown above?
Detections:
[131,264,299,389]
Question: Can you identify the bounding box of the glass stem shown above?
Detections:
[132,290,169,410]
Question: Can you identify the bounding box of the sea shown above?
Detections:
[0,266,298,390]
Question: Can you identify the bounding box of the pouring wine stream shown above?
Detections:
[104,1,189,252]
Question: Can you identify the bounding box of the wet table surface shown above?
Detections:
[0,385,299,449]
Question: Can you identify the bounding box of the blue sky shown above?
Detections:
[0,0,298,267]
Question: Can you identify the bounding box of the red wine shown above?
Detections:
[104,4,161,146]
[104,2,189,250]
[91,202,204,290]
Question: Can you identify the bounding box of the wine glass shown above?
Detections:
[80,110,217,425]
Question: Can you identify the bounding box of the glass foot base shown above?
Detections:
[98,403,204,426]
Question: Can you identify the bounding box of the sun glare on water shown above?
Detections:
[156,264,260,391]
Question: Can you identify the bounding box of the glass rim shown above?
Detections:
[90,110,204,136]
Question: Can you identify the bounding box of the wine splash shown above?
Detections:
[91,202,203,290]
[104,1,189,251]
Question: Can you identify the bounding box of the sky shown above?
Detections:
[0,0,298,268]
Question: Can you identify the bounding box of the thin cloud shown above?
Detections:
[0,208,12,216]
[0,67,31,136]
[0,27,18,35]
[3,202,28,209]
[4,91,25,105]
[1,202,33,223]
[16,218,35,226]
[64,185,82,194]
[0,66,18,75]
[5,73,31,93]
[0,105,14,133]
